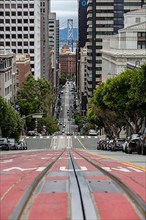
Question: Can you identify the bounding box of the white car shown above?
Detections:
[89,129,98,136]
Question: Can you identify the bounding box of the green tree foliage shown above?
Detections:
[0,96,23,139]
[59,73,67,86]
[88,64,146,136]
[38,116,59,135]
[15,75,57,132]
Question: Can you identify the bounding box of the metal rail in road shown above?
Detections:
[8,149,145,220]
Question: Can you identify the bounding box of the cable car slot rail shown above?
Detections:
[9,149,145,220]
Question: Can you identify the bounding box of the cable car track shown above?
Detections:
[9,149,145,220]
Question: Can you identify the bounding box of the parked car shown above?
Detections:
[89,129,98,136]
[27,131,36,136]
[0,138,10,150]
[126,133,141,154]
[122,137,130,152]
[111,138,125,151]
[97,139,107,150]
[17,140,27,150]
[136,128,146,155]
[8,138,18,150]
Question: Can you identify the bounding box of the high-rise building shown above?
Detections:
[77,0,87,94]
[48,13,57,91]
[86,0,146,97]
[0,0,41,78]
[40,0,50,80]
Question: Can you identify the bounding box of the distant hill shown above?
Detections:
[60,28,78,41]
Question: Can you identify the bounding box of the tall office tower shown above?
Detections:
[56,20,60,91]
[86,0,146,97]
[0,0,41,78]
[77,0,87,95]
[40,0,50,80]
[48,13,57,91]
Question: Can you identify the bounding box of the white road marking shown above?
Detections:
[60,166,87,171]
[0,159,13,163]
[3,166,46,172]
[102,166,144,173]
[3,167,36,172]
[128,167,143,172]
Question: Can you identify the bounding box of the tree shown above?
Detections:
[88,64,146,136]
[15,75,55,131]
[59,73,67,86]
[0,96,23,139]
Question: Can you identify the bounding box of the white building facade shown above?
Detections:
[0,0,41,78]
[0,50,17,102]
[101,7,146,82]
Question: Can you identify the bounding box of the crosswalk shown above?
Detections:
[25,135,99,139]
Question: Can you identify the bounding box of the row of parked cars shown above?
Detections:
[0,138,27,151]
[97,128,146,155]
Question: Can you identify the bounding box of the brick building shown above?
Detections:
[16,54,32,89]
[60,44,76,79]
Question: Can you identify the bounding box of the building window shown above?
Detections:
[18,26,22,31]
[30,19,34,23]
[30,11,34,16]
[11,4,16,8]
[6,27,10,31]
[11,11,16,16]
[30,49,34,53]
[24,49,28,53]
[18,49,22,53]
[18,19,22,23]
[12,42,16,46]
[24,11,28,16]
[24,4,28,8]
[24,26,28,31]
[30,42,34,46]
[24,34,28,38]
[6,42,10,46]
[18,34,22,38]
[12,19,16,24]
[17,4,22,8]
[30,27,34,31]
[29,4,34,8]
[12,34,16,38]
[30,34,34,38]
[5,4,10,8]
[24,41,28,46]
[18,42,22,46]
[5,12,10,16]
[6,19,10,23]
[17,11,22,16]
[6,34,10,38]
[24,19,28,23]
[12,26,16,31]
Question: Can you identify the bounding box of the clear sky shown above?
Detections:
[51,0,78,28]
